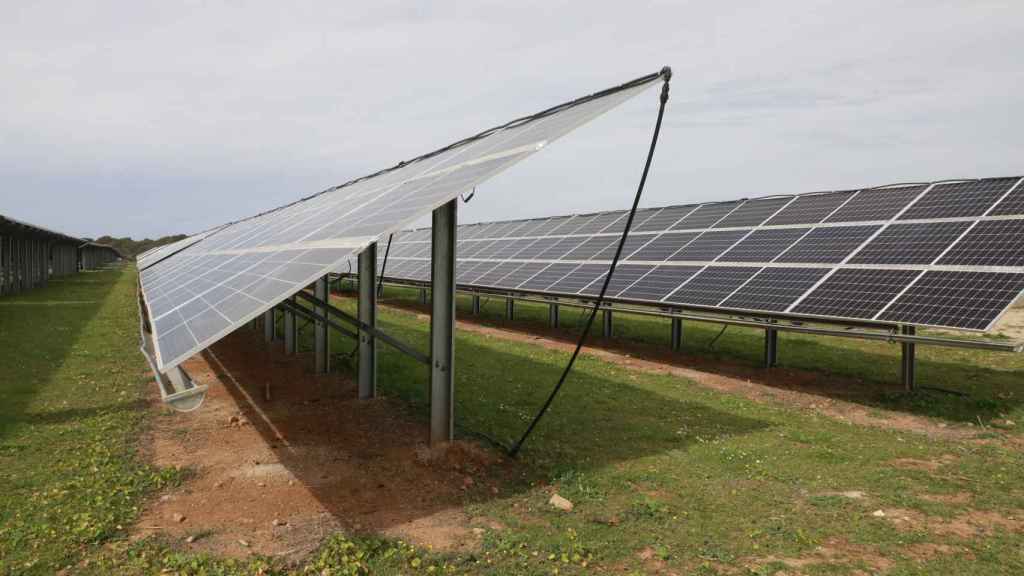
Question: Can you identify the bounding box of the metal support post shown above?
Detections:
[765,325,778,364]
[264,309,276,343]
[419,288,428,305]
[549,302,559,328]
[284,297,296,354]
[671,317,683,351]
[358,245,377,399]
[315,276,329,374]
[901,325,916,391]
[471,293,481,315]
[430,199,457,444]
[505,296,515,320]
[602,309,613,338]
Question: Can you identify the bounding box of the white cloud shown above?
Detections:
[1,1,1022,237]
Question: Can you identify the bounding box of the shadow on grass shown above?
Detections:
[0,270,122,440]
[206,313,769,533]
[361,286,1024,428]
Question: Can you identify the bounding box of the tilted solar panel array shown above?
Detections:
[373,176,1024,332]
[136,71,667,371]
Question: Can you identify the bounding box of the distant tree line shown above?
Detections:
[92,234,187,260]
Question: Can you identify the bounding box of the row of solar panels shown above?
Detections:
[364,176,1024,332]
[136,71,668,370]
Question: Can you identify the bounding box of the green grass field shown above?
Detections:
[2,268,1023,574]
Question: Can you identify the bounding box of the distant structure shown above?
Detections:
[0,214,122,295]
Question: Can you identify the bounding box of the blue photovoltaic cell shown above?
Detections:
[898,178,1018,220]
[721,267,829,312]
[775,225,879,264]
[792,268,919,320]
[671,202,742,230]
[713,196,792,228]
[937,220,1024,267]
[848,222,971,265]
[628,232,699,261]
[764,191,856,225]
[878,271,1024,330]
[664,266,759,307]
[670,230,747,261]
[619,265,700,301]
[718,228,809,262]
[825,185,926,222]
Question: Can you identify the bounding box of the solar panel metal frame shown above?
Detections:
[374,175,1024,333]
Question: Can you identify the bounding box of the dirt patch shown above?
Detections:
[919,492,972,505]
[872,507,1024,539]
[135,330,515,561]
[750,538,893,574]
[410,304,979,441]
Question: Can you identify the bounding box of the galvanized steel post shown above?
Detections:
[430,199,457,444]
[358,244,377,399]
[315,276,329,374]
[901,325,916,391]
[671,317,683,351]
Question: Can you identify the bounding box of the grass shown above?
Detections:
[3,271,1024,574]
[0,268,187,575]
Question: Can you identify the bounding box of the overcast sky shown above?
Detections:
[3,1,1022,239]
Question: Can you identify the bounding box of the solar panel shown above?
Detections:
[878,271,1024,330]
[775,225,879,264]
[764,191,856,226]
[520,263,579,291]
[898,178,1019,220]
[665,266,760,307]
[549,264,608,295]
[718,228,810,262]
[139,72,665,369]
[825,185,926,222]
[937,220,1024,267]
[564,236,618,260]
[632,205,697,232]
[670,230,747,261]
[721,267,830,312]
[619,265,701,301]
[593,233,656,261]
[672,201,742,230]
[374,173,1024,333]
[580,263,654,297]
[628,232,699,261]
[713,196,792,228]
[790,268,920,320]
[848,222,971,265]
[988,178,1024,215]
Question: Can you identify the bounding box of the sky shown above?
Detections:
[2,1,1023,240]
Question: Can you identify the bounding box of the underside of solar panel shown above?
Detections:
[374,175,1024,333]
[136,69,670,371]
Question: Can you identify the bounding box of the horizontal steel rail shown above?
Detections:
[357,277,1023,354]
[294,290,431,365]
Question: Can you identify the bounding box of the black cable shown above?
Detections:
[508,69,672,458]
[707,325,729,350]
[377,234,393,298]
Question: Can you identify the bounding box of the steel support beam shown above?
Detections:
[764,327,779,368]
[505,296,515,320]
[901,325,916,391]
[358,245,377,399]
[315,276,329,374]
[263,309,276,342]
[419,288,428,305]
[430,199,457,444]
[471,294,481,315]
[602,309,613,338]
[671,317,683,351]
[549,302,559,328]
[284,297,297,354]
